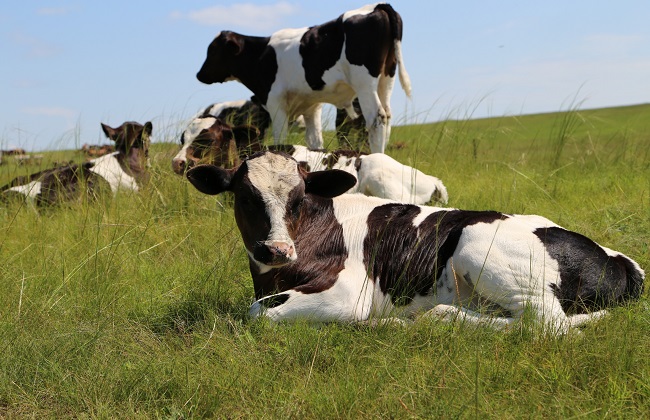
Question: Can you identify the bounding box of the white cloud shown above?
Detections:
[171,2,299,31]
[23,107,77,119]
[11,31,62,58]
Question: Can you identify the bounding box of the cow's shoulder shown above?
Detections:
[299,17,345,91]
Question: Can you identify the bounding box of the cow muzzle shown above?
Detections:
[254,240,297,267]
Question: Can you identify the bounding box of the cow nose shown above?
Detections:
[268,242,295,260]
[171,158,186,175]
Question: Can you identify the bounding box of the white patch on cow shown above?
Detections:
[89,152,138,194]
[412,205,441,228]
[342,3,379,20]
[204,99,247,117]
[357,153,449,205]
[8,180,42,199]
[246,153,301,256]
[174,116,218,163]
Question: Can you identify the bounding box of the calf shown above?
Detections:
[1,121,151,205]
[173,118,447,205]
[196,3,411,154]
[186,151,645,335]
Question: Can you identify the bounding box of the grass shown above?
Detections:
[1,103,649,418]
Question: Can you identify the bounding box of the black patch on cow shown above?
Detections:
[534,227,644,314]
[320,149,365,170]
[260,293,290,309]
[300,17,345,91]
[343,4,402,78]
[363,207,507,306]
[197,32,277,105]
[1,162,111,206]
[249,195,347,299]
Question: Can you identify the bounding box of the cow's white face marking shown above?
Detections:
[246,153,302,256]
[174,116,218,163]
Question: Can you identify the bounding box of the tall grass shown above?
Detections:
[1,104,649,417]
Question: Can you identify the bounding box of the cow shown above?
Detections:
[1,121,151,205]
[172,118,448,205]
[196,3,411,154]
[185,151,645,335]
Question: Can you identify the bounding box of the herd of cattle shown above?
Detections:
[1,3,644,334]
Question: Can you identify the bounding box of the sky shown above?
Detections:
[1,1,649,151]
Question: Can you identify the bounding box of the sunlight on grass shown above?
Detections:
[0,104,648,417]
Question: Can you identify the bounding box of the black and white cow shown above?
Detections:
[186,151,645,335]
[1,121,151,205]
[172,117,447,205]
[196,3,411,154]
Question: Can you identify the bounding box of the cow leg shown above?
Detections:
[376,74,396,150]
[356,91,388,154]
[301,104,324,150]
[266,100,290,145]
[248,273,375,322]
[424,304,517,330]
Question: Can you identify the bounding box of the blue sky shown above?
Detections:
[2,1,649,151]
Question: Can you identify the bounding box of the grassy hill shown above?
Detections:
[1,104,648,417]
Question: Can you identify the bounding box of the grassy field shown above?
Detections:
[1,104,649,418]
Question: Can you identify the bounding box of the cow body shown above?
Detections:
[172,118,447,205]
[187,151,645,335]
[1,121,151,205]
[196,3,411,153]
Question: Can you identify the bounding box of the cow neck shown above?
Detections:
[230,36,277,104]
[116,148,148,185]
[247,194,347,299]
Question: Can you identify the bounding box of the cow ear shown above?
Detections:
[224,32,244,55]
[101,123,116,141]
[304,169,357,198]
[186,164,234,195]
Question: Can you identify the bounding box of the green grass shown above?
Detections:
[1,104,649,418]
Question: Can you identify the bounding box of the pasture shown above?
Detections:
[1,104,649,417]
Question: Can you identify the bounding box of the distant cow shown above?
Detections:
[186,151,645,335]
[1,121,151,205]
[196,3,411,154]
[173,118,447,205]
[1,148,27,156]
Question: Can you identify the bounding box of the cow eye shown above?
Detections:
[290,198,303,217]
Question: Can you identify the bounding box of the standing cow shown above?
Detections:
[186,151,645,335]
[196,3,411,154]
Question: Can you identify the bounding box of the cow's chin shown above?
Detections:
[250,248,296,272]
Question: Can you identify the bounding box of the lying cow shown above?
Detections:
[196,3,411,154]
[1,121,151,205]
[186,151,645,335]
[172,117,447,205]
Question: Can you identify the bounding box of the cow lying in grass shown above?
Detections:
[196,3,411,153]
[186,151,645,335]
[1,121,151,205]
[173,118,448,205]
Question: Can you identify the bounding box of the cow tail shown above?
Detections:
[376,3,412,97]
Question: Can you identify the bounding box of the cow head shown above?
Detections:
[197,31,244,84]
[186,151,357,268]
[101,121,152,157]
[172,117,263,175]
